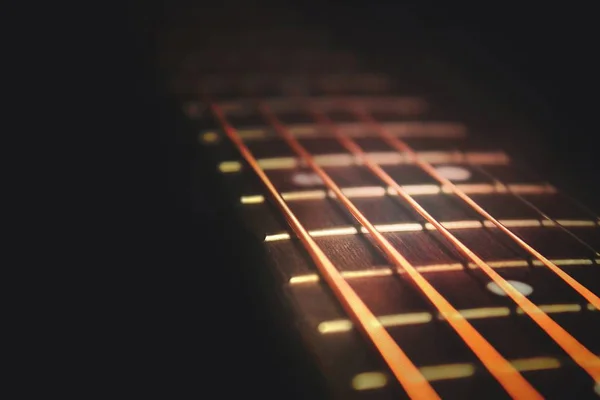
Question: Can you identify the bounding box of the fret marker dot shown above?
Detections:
[435,166,471,181]
[292,172,323,186]
[486,280,533,297]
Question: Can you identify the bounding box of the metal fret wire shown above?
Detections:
[210,102,441,400]
[342,103,600,383]
[260,103,542,399]
[351,105,600,312]
[471,163,600,256]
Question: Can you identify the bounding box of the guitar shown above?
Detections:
[159,2,600,398]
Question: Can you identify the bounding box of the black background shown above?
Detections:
[116,1,599,397]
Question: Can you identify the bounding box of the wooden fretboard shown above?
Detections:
[172,19,600,400]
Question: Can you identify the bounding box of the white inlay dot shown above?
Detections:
[486,280,533,297]
[292,172,323,186]
[435,166,472,181]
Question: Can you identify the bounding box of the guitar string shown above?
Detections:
[471,163,600,257]
[344,103,600,383]
[260,103,542,400]
[210,102,442,400]
[350,103,600,313]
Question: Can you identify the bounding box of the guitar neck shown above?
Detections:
[167,10,600,399]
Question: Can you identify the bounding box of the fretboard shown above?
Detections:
[175,22,600,400]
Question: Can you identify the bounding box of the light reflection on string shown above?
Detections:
[261,103,541,400]
[345,103,600,384]
[211,101,441,400]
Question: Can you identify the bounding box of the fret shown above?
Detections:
[231,177,551,205]
[306,278,489,369]
[459,193,600,255]
[245,183,600,397]
[291,102,599,391]
[470,309,600,363]
[519,192,600,253]
[264,230,461,281]
[240,186,599,267]
[351,359,599,399]
[301,275,598,331]
[417,360,546,399]
[288,257,600,286]
[287,283,403,399]
[216,151,511,173]
[173,11,600,399]
[424,275,599,366]
[290,271,599,397]
[384,320,487,370]
[465,319,597,397]
[213,102,457,398]
[475,163,600,254]
[315,275,598,396]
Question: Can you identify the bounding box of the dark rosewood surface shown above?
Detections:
[170,14,600,400]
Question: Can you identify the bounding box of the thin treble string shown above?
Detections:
[260,103,543,400]
[471,163,600,257]
[352,104,600,312]
[210,101,441,400]
[347,103,600,383]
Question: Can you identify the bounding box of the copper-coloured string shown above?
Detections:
[353,106,600,313]
[345,105,600,383]
[472,164,600,257]
[260,103,542,400]
[210,102,440,400]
